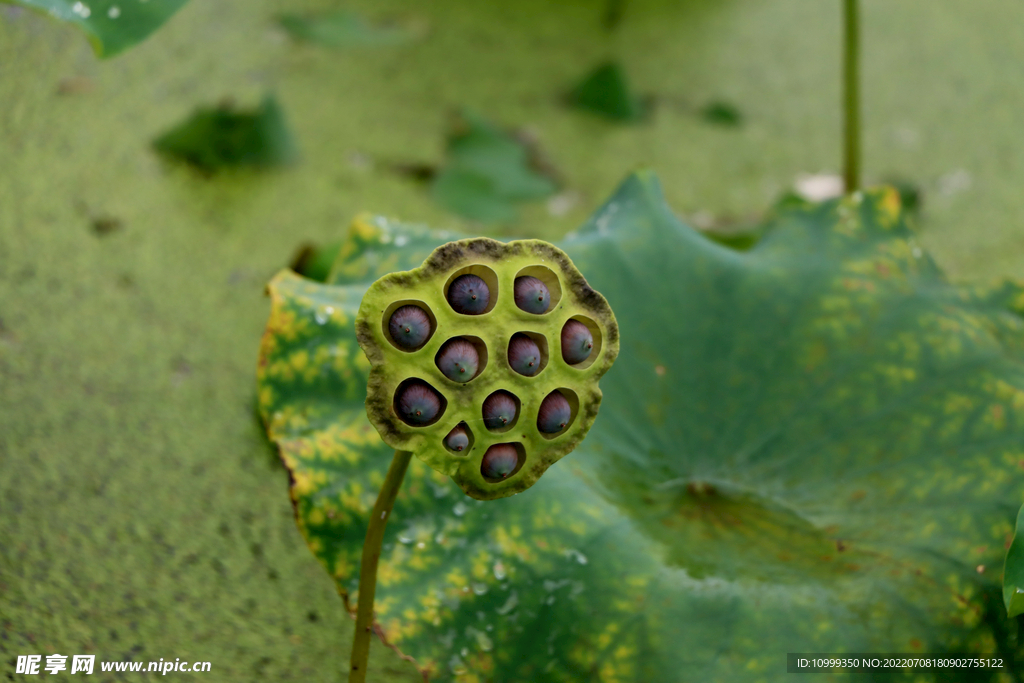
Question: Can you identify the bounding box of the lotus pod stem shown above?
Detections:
[349,449,412,683]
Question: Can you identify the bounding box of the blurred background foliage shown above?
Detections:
[4,0,1024,680]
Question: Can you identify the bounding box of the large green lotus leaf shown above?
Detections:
[257,172,1024,682]
[9,0,189,57]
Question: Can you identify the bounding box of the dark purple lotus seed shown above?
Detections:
[514,276,550,314]
[483,391,518,430]
[481,444,519,480]
[396,381,442,425]
[447,274,490,315]
[388,305,431,349]
[436,338,480,382]
[507,334,542,376]
[537,391,572,434]
[445,425,470,452]
[561,320,594,365]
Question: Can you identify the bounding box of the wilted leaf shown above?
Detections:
[568,61,645,122]
[258,174,1024,681]
[277,10,412,49]
[153,95,296,172]
[10,0,189,58]
[429,111,557,223]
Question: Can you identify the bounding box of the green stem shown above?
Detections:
[349,450,413,683]
[842,0,861,193]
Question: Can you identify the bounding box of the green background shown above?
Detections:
[3,0,1024,680]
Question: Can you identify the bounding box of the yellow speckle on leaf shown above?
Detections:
[377,561,405,590]
[445,568,468,591]
[289,348,310,374]
[351,214,382,241]
[877,186,902,227]
[470,549,492,581]
[258,385,275,411]
[266,303,300,341]
[292,469,326,496]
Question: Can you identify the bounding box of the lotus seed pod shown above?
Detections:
[514,276,550,314]
[356,234,618,500]
[481,444,519,480]
[537,391,572,434]
[445,425,470,452]
[561,319,594,365]
[436,338,480,382]
[447,274,490,315]
[482,391,518,430]
[396,380,442,425]
[507,333,542,377]
[388,305,432,349]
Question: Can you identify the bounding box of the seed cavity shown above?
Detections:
[395,380,444,426]
[435,338,480,382]
[444,424,471,452]
[507,333,542,377]
[483,391,519,431]
[561,319,594,365]
[514,276,550,314]
[447,274,490,315]
[481,444,520,481]
[388,305,432,350]
[537,391,572,434]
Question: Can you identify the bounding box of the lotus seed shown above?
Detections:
[507,333,542,376]
[482,391,518,430]
[388,305,431,349]
[537,391,572,434]
[396,380,442,425]
[561,320,593,364]
[435,338,480,382]
[445,425,470,452]
[481,444,519,480]
[514,276,550,314]
[447,274,490,315]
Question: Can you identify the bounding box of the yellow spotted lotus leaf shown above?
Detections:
[258,172,1024,682]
